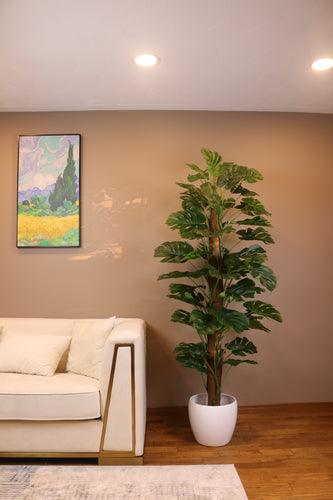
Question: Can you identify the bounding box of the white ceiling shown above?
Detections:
[1,0,332,113]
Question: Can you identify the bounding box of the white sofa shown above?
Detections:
[0,317,146,465]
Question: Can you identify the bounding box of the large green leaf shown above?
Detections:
[166,209,208,239]
[224,197,236,209]
[177,183,209,209]
[204,261,224,279]
[239,244,268,267]
[224,278,265,301]
[187,163,209,182]
[222,246,271,281]
[187,172,208,182]
[174,342,208,373]
[186,163,209,180]
[238,215,272,227]
[200,182,224,213]
[237,197,271,216]
[244,301,283,322]
[250,266,277,291]
[226,336,257,356]
[189,309,223,335]
[213,308,249,333]
[201,148,223,177]
[171,309,191,325]
[217,164,263,191]
[237,227,274,244]
[168,283,206,306]
[158,269,208,281]
[221,251,250,280]
[233,185,258,196]
[224,358,258,366]
[247,317,271,332]
[240,244,267,258]
[154,241,200,263]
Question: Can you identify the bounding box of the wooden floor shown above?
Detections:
[0,403,331,499]
[144,403,333,500]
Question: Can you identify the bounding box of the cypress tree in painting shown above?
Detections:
[49,142,77,211]
[48,174,65,211]
[62,142,77,204]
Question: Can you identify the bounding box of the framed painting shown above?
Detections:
[17,134,81,247]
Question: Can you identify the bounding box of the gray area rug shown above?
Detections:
[0,464,248,500]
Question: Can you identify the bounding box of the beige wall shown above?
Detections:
[0,111,332,406]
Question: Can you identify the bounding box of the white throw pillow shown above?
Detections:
[0,332,71,376]
[66,317,116,379]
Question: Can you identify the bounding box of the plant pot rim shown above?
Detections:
[189,392,237,407]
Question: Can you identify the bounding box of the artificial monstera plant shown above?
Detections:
[154,148,282,406]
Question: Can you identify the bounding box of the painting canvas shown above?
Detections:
[17,134,81,247]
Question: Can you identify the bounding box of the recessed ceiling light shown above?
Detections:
[134,54,159,68]
[311,58,333,71]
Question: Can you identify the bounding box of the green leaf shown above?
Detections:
[238,215,272,227]
[166,209,208,239]
[226,336,257,356]
[201,148,223,177]
[233,185,258,196]
[171,309,191,325]
[244,301,283,322]
[221,252,249,280]
[250,266,277,291]
[186,163,209,180]
[224,358,258,366]
[217,164,263,191]
[187,173,207,182]
[177,183,208,209]
[222,247,268,280]
[223,309,249,333]
[213,308,249,333]
[168,283,206,306]
[189,309,222,335]
[203,261,224,280]
[237,227,274,244]
[174,342,208,373]
[224,197,236,209]
[187,164,209,182]
[224,278,265,301]
[239,244,267,258]
[239,245,268,268]
[237,197,271,216]
[247,317,271,332]
[222,223,236,234]
[154,241,200,263]
[158,269,208,281]
[200,182,224,212]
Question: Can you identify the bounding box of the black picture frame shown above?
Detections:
[17,134,81,248]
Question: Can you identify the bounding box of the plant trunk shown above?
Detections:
[207,334,223,405]
[207,208,224,406]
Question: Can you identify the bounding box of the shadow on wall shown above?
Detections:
[68,188,148,262]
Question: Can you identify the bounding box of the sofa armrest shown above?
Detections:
[99,319,146,456]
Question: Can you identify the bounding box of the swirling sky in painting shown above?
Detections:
[18,135,80,193]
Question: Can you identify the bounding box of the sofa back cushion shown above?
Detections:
[0,317,116,380]
[0,331,71,376]
[0,318,75,372]
[66,317,115,379]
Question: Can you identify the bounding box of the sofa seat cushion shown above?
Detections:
[0,373,100,421]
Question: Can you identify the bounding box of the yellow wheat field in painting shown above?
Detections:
[17,214,79,245]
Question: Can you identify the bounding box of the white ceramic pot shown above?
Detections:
[188,392,238,446]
